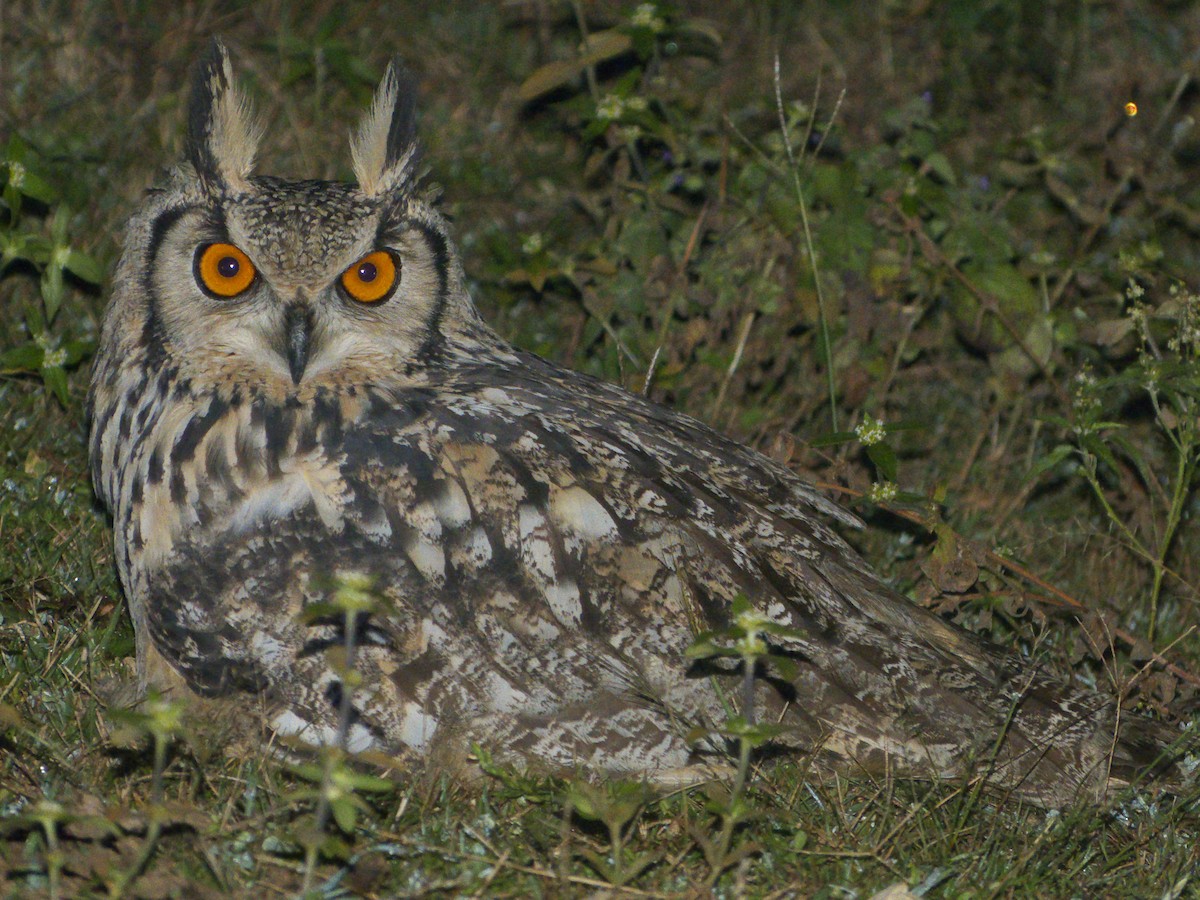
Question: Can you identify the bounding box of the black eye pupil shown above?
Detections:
[357,261,378,282]
[217,256,240,278]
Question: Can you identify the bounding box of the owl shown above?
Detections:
[88,42,1189,808]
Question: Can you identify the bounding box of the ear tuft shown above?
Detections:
[351,58,420,197]
[186,39,262,192]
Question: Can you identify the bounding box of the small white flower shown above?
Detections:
[734,606,771,659]
[854,416,886,446]
[1125,279,1144,301]
[625,95,648,113]
[52,246,70,268]
[520,232,543,255]
[43,348,67,368]
[631,3,665,31]
[596,95,625,121]
[6,162,25,189]
[867,481,898,503]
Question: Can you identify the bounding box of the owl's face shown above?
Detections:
[103,44,476,399]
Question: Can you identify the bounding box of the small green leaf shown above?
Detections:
[343,771,393,793]
[578,848,618,882]
[766,654,798,681]
[63,338,96,366]
[866,442,899,482]
[923,151,957,185]
[808,430,859,448]
[287,760,326,783]
[622,849,663,883]
[65,249,104,284]
[3,159,55,203]
[1027,443,1075,480]
[329,796,358,834]
[41,266,64,323]
[566,782,599,820]
[297,601,343,623]
[684,632,726,660]
[0,344,44,370]
[42,365,68,405]
[1079,433,1120,477]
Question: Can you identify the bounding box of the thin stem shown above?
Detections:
[302,600,363,895]
[1079,456,1150,564]
[1148,444,1196,640]
[41,819,61,900]
[773,55,838,430]
[740,660,757,728]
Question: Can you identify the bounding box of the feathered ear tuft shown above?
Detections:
[186,39,262,192]
[351,58,420,197]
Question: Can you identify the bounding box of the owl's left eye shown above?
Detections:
[195,243,257,298]
[341,250,399,304]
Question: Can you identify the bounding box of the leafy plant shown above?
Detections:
[106,691,188,893]
[1039,280,1200,640]
[684,595,800,887]
[0,138,101,405]
[565,779,661,887]
[810,413,929,505]
[291,571,396,893]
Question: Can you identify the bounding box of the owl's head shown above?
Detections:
[102,41,482,398]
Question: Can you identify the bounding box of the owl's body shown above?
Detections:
[89,45,1187,807]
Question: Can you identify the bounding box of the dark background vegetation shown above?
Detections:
[2,1,1199,895]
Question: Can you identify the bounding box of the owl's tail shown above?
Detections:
[1105,709,1198,796]
[964,665,1199,807]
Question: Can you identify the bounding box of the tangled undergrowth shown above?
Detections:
[2,1,1198,895]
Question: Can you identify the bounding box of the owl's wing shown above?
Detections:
[335,354,1184,805]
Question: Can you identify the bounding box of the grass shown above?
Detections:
[2,0,1199,895]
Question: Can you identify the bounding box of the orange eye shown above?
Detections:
[195,243,256,298]
[341,250,398,304]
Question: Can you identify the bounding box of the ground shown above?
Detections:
[1,1,1198,896]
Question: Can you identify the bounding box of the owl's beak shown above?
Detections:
[283,304,314,385]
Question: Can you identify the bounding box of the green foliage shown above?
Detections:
[265,14,381,105]
[1,1,1199,896]
[293,572,395,891]
[684,595,806,887]
[0,139,100,405]
[1038,281,1200,639]
[565,780,661,886]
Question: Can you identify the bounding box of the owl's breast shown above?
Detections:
[116,383,432,578]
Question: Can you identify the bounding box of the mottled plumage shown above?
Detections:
[89,43,1190,807]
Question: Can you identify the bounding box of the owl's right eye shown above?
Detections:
[195,243,257,298]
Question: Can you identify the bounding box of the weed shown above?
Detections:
[1038,280,1200,641]
[291,572,395,894]
[684,595,801,887]
[0,139,100,404]
[2,2,1199,895]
